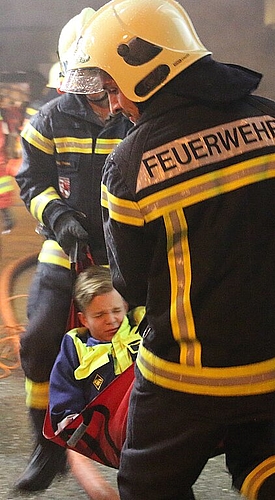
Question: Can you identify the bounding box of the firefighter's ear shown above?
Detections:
[78,311,88,327]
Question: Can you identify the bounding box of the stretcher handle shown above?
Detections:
[66,407,94,447]
[67,422,88,447]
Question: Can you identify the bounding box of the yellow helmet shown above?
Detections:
[58,7,96,77]
[46,62,62,88]
[61,0,211,101]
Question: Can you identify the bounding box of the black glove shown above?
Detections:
[53,212,89,257]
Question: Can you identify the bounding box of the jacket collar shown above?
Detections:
[136,55,262,125]
[57,93,106,126]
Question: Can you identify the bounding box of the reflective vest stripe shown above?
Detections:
[25,377,49,410]
[0,175,14,194]
[30,186,61,222]
[137,343,275,396]
[38,240,70,269]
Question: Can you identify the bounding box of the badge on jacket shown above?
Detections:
[58,176,71,198]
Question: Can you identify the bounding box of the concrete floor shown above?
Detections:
[0,183,240,499]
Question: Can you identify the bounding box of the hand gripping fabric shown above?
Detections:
[53,212,89,256]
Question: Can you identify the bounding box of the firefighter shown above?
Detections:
[0,110,14,233]
[60,1,275,499]
[14,7,132,492]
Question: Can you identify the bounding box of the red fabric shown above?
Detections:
[43,363,135,469]
[65,247,95,331]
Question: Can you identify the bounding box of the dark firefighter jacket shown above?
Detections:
[16,92,132,264]
[101,56,275,419]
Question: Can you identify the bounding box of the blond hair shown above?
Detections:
[74,266,113,312]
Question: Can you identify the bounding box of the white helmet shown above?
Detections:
[46,62,62,88]
[61,0,211,101]
[58,7,96,77]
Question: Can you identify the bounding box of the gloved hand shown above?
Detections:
[53,212,89,257]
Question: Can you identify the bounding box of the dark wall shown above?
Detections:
[1,0,275,99]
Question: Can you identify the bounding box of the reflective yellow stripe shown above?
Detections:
[102,154,275,226]
[25,378,49,409]
[101,183,144,227]
[54,136,93,154]
[95,138,122,155]
[139,154,275,222]
[21,122,54,155]
[25,106,38,117]
[137,344,275,396]
[0,175,14,194]
[38,240,70,269]
[164,211,201,366]
[241,457,275,499]
[30,186,61,222]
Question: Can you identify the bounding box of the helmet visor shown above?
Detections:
[60,68,104,94]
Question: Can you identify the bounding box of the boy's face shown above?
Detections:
[78,289,128,342]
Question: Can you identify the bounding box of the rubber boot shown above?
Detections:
[14,408,67,492]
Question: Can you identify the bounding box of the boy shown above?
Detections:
[48,265,143,500]
[49,264,143,431]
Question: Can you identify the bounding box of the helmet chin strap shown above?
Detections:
[85,93,108,104]
[85,95,111,123]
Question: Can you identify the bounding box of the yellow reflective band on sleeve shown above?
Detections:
[0,175,14,194]
[38,240,70,269]
[101,183,144,227]
[30,186,61,222]
[95,138,122,155]
[137,344,275,396]
[54,136,93,154]
[25,378,49,410]
[241,457,275,500]
[21,122,54,155]
[25,106,38,117]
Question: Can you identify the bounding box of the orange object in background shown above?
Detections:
[6,158,22,177]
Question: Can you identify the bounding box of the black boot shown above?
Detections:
[14,408,67,492]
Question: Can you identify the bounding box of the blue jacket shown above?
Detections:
[49,313,142,431]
